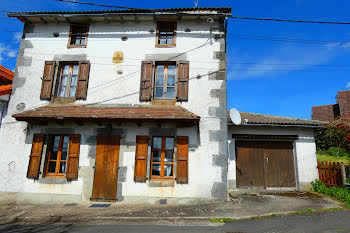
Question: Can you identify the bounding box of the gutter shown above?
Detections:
[7,12,232,18]
[228,123,325,129]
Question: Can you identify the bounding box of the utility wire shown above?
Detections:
[55,0,142,10]
[229,16,350,25]
[6,51,350,67]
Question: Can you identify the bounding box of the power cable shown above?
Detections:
[55,0,142,10]
[229,16,350,25]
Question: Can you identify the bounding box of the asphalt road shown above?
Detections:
[1,209,350,233]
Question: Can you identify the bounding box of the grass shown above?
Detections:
[317,154,350,166]
[312,180,350,208]
[210,218,231,223]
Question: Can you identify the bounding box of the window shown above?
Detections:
[151,137,175,179]
[45,135,69,177]
[57,64,79,98]
[68,24,89,48]
[154,62,176,99]
[156,22,176,47]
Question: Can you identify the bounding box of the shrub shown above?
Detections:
[317,147,350,157]
[312,180,350,208]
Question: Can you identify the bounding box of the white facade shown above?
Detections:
[227,126,319,191]
[0,11,229,204]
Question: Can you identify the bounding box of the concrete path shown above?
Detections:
[1,210,350,232]
[0,192,341,225]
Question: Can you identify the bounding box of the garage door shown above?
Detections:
[236,140,296,188]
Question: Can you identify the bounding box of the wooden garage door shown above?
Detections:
[236,140,296,188]
[91,134,120,202]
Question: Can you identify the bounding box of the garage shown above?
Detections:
[235,139,296,188]
[227,110,324,191]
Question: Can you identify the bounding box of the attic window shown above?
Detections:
[156,22,176,47]
[68,24,89,48]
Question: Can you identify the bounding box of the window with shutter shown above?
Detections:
[176,136,189,183]
[40,61,56,100]
[27,134,44,179]
[134,136,148,182]
[139,61,153,101]
[177,61,189,101]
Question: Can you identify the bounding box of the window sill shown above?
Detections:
[67,45,87,48]
[151,99,176,105]
[155,44,176,48]
[148,180,175,187]
[50,98,76,104]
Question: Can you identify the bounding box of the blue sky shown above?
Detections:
[1,0,350,119]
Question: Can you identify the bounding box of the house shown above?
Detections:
[0,65,13,129]
[0,7,323,205]
[227,111,323,191]
[0,7,231,204]
[312,90,350,122]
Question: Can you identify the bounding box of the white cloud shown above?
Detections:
[346,82,350,89]
[13,32,22,43]
[227,43,344,80]
[7,50,17,58]
[0,43,17,61]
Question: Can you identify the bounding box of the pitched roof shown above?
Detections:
[8,7,232,16]
[13,105,200,124]
[228,111,325,127]
[0,65,14,84]
[0,84,12,96]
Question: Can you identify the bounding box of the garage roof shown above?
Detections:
[228,111,325,127]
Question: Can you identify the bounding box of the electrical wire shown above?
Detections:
[229,16,350,25]
[55,0,142,10]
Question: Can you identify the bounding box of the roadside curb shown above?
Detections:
[0,207,343,225]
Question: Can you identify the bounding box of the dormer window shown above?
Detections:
[68,24,89,48]
[156,22,176,47]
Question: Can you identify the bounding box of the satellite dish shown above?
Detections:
[230,108,241,125]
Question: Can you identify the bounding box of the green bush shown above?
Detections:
[318,147,350,157]
[312,180,350,208]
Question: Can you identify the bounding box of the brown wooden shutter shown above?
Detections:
[176,136,189,183]
[66,134,81,179]
[134,136,148,182]
[40,61,55,100]
[27,134,44,179]
[76,60,90,100]
[177,61,189,101]
[139,61,153,101]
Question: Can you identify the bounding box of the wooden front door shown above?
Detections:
[236,140,296,188]
[91,134,120,202]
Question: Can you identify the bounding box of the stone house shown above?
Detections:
[0,7,323,204]
[0,7,231,204]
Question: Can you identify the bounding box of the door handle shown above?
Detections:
[265,157,269,162]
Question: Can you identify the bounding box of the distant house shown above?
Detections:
[0,65,13,129]
[312,90,350,122]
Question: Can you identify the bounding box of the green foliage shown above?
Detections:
[315,127,348,152]
[312,180,350,208]
[318,147,350,157]
[210,218,231,223]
